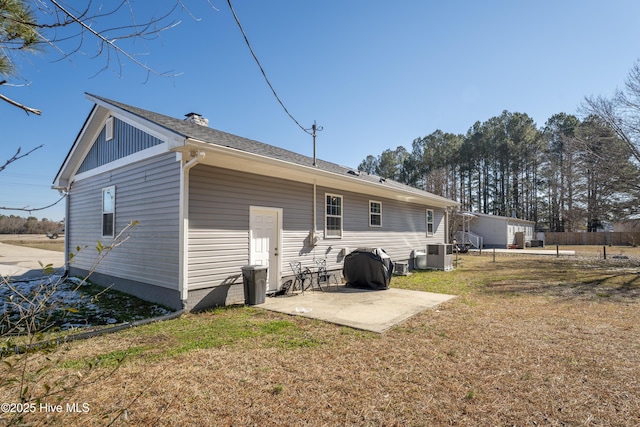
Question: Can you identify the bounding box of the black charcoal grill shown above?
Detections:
[342,248,394,290]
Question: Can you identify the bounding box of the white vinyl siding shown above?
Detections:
[67,152,181,290]
[187,166,449,299]
[314,186,446,267]
[188,166,313,299]
[467,213,534,248]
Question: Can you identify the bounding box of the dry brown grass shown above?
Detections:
[0,234,65,252]
[2,249,640,426]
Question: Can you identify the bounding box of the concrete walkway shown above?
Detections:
[0,242,65,280]
[259,285,456,333]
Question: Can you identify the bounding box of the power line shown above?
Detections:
[226,0,314,136]
[0,194,66,214]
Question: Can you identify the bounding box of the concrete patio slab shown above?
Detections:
[258,285,456,333]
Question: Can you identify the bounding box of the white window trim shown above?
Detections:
[325,193,343,239]
[369,200,382,228]
[102,185,116,238]
[105,117,114,141]
[426,208,434,237]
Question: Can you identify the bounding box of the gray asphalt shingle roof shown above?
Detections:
[87,93,457,206]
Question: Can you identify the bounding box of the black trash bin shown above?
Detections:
[241,265,268,305]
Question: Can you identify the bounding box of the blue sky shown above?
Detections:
[1,0,639,221]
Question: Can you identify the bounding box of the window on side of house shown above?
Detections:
[105,117,114,141]
[426,209,434,236]
[369,200,382,227]
[102,186,115,237]
[325,193,343,238]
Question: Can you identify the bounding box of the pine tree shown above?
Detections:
[0,0,39,77]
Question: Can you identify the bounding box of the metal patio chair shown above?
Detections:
[289,261,312,294]
[313,259,339,291]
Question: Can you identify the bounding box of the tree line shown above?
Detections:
[358,111,640,232]
[0,215,62,235]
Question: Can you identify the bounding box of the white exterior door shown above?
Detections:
[249,207,281,292]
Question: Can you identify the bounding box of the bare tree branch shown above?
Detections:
[582,94,640,164]
[2,1,209,114]
[0,145,44,172]
[0,80,42,115]
[0,194,66,214]
[0,92,42,115]
[0,145,64,214]
[582,59,640,165]
[48,0,181,79]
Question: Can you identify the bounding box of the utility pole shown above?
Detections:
[311,121,323,167]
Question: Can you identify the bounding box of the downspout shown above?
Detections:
[179,150,205,308]
[445,208,449,244]
[57,186,71,275]
[311,180,318,247]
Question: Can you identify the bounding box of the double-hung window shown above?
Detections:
[102,186,115,237]
[426,209,434,236]
[369,201,382,227]
[325,194,343,238]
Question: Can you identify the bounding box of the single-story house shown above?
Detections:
[455,212,535,249]
[53,94,459,311]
